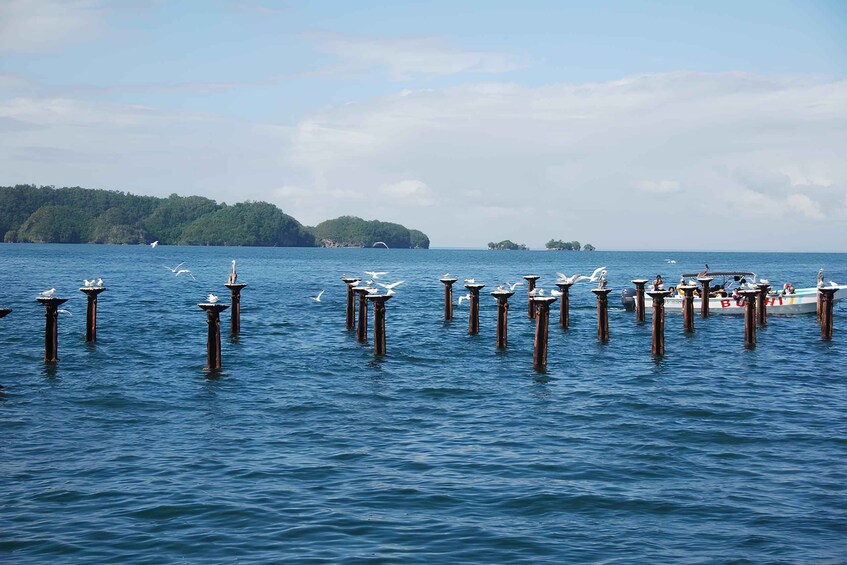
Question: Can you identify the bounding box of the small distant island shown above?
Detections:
[0,185,429,248]
[488,239,596,250]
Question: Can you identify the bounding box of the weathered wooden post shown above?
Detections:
[819,287,836,340]
[341,277,360,330]
[678,284,696,333]
[491,288,515,349]
[632,279,649,323]
[647,290,671,356]
[554,281,574,329]
[592,287,613,342]
[756,282,770,327]
[698,277,713,318]
[466,283,486,335]
[367,294,392,355]
[739,289,758,348]
[817,269,825,322]
[532,296,558,370]
[523,275,541,319]
[224,283,248,335]
[353,286,371,343]
[79,286,106,342]
[440,276,458,321]
[37,297,68,363]
[198,302,229,371]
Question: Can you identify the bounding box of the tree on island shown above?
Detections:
[488,240,527,250]
[545,239,581,251]
[583,243,596,251]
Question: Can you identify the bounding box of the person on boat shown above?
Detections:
[651,275,664,291]
[782,282,795,295]
[732,287,741,300]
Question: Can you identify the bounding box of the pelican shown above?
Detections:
[175,269,196,281]
[207,294,219,304]
[457,293,471,305]
[150,241,159,248]
[164,261,186,273]
[310,290,325,302]
[364,271,388,279]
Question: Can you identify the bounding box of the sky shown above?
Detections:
[1,0,846,251]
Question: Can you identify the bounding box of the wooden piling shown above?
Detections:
[756,282,770,327]
[36,297,68,363]
[819,287,836,340]
[465,283,486,335]
[631,279,648,323]
[592,288,613,342]
[440,277,458,321]
[523,275,540,319]
[554,282,574,329]
[532,296,557,370]
[353,287,371,343]
[697,277,713,318]
[199,302,229,370]
[739,289,758,348]
[491,289,515,349]
[223,283,247,335]
[367,294,392,355]
[678,284,696,333]
[79,287,106,342]
[341,277,360,330]
[647,290,671,356]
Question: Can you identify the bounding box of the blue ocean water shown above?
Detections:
[1,245,845,563]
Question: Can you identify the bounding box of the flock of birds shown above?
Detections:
[452,266,608,305]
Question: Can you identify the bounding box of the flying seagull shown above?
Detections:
[150,241,159,248]
[378,281,404,292]
[175,269,196,281]
[457,293,471,305]
[311,290,325,302]
[586,266,607,283]
[364,271,388,279]
[164,261,186,273]
[508,282,524,291]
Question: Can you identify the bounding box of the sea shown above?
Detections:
[1,245,845,564]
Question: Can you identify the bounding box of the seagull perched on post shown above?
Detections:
[39,288,56,298]
[556,273,582,284]
[96,278,104,287]
[207,294,219,304]
[83,279,95,288]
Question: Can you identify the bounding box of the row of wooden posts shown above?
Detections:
[1,273,838,374]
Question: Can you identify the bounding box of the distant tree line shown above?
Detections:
[488,240,527,251]
[545,239,596,251]
[0,185,429,248]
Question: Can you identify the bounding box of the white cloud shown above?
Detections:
[378,179,434,206]
[0,0,105,54]
[307,32,524,80]
[2,71,846,250]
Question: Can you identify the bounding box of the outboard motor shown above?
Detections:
[621,287,636,312]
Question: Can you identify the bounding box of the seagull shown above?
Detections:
[310,290,325,302]
[586,266,607,283]
[175,269,196,281]
[57,309,72,316]
[556,273,582,284]
[40,288,56,297]
[83,279,95,287]
[464,278,475,284]
[529,287,545,297]
[364,271,388,279]
[150,241,159,248]
[508,282,524,291]
[441,273,451,279]
[665,259,677,264]
[830,281,841,287]
[378,281,404,292]
[207,294,219,304]
[96,278,104,287]
[164,262,186,273]
[457,293,471,305]
[551,289,563,297]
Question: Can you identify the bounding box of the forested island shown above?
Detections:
[488,240,528,250]
[0,185,429,249]
[488,239,597,251]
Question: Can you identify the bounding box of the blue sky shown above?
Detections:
[1,1,846,250]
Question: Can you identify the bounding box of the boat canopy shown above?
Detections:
[681,271,756,278]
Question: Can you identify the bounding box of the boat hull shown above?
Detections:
[658,286,846,315]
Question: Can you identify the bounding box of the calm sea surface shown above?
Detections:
[1,245,845,563]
